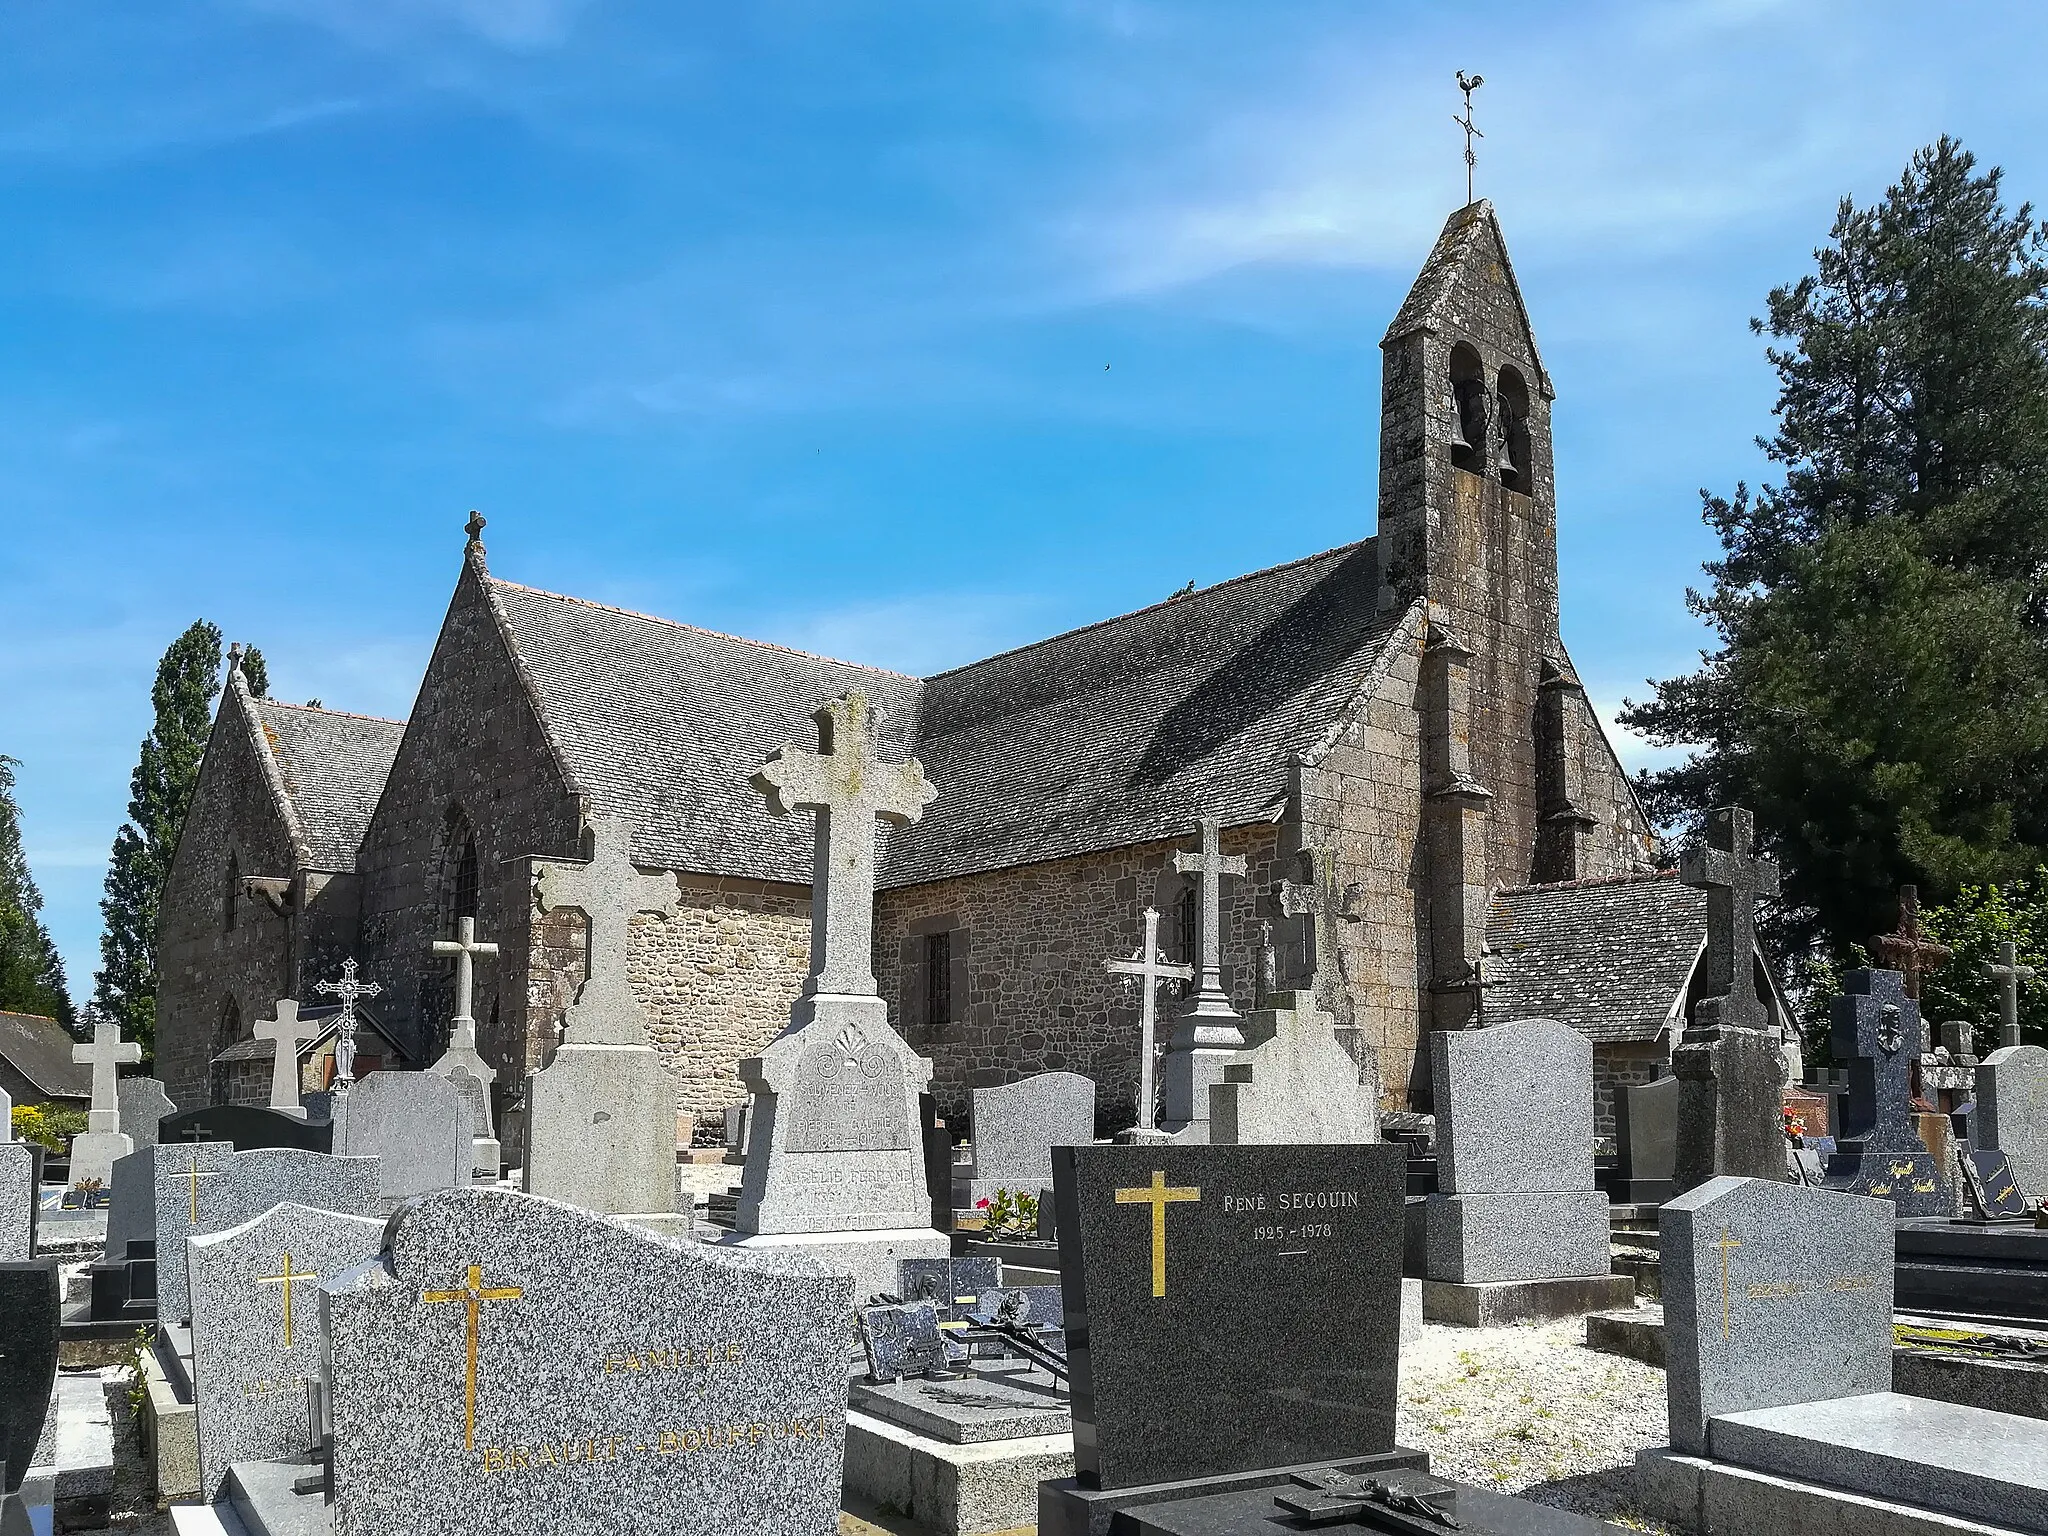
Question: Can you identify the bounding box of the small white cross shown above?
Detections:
[431,916,500,1051]
[253,999,321,1117]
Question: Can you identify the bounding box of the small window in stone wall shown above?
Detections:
[927,930,953,1027]
[1174,887,1197,968]
[453,836,479,926]
[224,853,239,934]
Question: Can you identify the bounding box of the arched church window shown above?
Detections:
[454,834,479,925]
[1496,366,1532,492]
[224,853,239,934]
[1448,344,1488,475]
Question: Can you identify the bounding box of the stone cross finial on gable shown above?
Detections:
[464,510,486,553]
[1174,817,1248,1025]
[252,999,320,1117]
[753,691,937,998]
[1873,885,1952,1003]
[431,915,500,1056]
[1680,806,1779,1038]
[535,816,678,1046]
[1273,845,1364,998]
[72,1018,141,1134]
[1106,908,1196,1134]
[1985,940,2039,1050]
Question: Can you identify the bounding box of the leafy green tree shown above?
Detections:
[0,756,72,1024]
[1920,872,2048,1054]
[241,646,269,699]
[92,620,223,1062]
[1623,139,2048,966]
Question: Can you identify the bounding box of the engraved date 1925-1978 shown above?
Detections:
[1253,1224,1333,1242]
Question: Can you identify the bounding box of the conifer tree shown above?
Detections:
[241,646,269,699]
[0,756,72,1025]
[92,620,222,1060]
[1623,139,2048,963]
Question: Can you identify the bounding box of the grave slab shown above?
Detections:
[1115,1477,1628,1536]
[845,1408,1072,1536]
[1635,1445,2032,1536]
[1709,1391,2048,1534]
[1421,1274,1635,1328]
[331,1069,472,1204]
[1980,1044,2048,1202]
[964,1072,1094,1208]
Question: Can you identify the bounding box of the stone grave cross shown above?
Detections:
[431,915,499,1054]
[253,999,322,1116]
[753,690,937,997]
[1273,844,1363,996]
[1985,939,2038,1050]
[1105,907,1194,1133]
[1175,816,1248,1019]
[72,1017,140,1134]
[1838,969,1925,1143]
[534,816,678,1045]
[1873,884,1952,1002]
[1679,805,1779,1035]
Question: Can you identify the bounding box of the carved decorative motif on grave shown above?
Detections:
[784,1025,914,1154]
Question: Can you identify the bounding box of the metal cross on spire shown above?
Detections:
[1454,71,1485,206]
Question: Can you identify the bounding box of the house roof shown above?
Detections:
[211,1003,408,1065]
[0,1010,90,1100]
[1484,871,1706,1045]
[488,540,1400,888]
[252,700,407,871]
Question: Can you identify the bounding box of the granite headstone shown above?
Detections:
[105,1144,160,1255]
[1660,1175,1893,1455]
[1424,1020,1608,1284]
[0,1261,59,1494]
[320,1185,852,1536]
[332,1070,473,1203]
[0,1142,36,1262]
[965,1072,1095,1207]
[190,1200,385,1496]
[153,1140,238,1326]
[1051,1141,1406,1489]
[1959,1148,2033,1220]
[1823,970,1950,1215]
[1978,1043,2048,1203]
[1208,993,1380,1146]
[117,1078,177,1148]
[857,1300,955,1383]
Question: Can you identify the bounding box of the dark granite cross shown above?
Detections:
[1873,885,1952,1002]
[1679,806,1779,1036]
[1272,845,1364,996]
[1174,817,1246,1019]
[1985,940,2038,1050]
[1832,969,1925,1145]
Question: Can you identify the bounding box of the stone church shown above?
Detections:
[154,202,1784,1143]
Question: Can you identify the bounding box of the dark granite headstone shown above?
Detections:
[1052,1142,1406,1490]
[1959,1149,2032,1220]
[0,1261,59,1494]
[1822,970,1950,1216]
[1614,1074,1677,1205]
[159,1104,331,1154]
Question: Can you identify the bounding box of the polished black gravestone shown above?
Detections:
[1121,1472,1627,1536]
[1822,970,1950,1216]
[158,1105,330,1154]
[0,1261,60,1495]
[859,1300,957,1382]
[1055,1142,1407,1489]
[1960,1149,2033,1221]
[1895,1218,2048,1322]
[899,1255,1002,1316]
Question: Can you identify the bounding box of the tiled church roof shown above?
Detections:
[1484,870,1705,1044]
[0,1010,89,1100]
[487,539,1400,888]
[252,700,407,872]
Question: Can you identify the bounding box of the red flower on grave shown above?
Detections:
[976,1197,990,1209]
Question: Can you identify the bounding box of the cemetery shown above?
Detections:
[6,42,2048,1536]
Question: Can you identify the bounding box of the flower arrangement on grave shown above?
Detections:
[1781,1105,1808,1144]
[975,1188,1039,1240]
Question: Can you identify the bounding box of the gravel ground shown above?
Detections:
[1396,1318,1677,1533]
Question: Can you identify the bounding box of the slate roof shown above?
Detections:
[1484,871,1705,1045]
[0,1010,89,1100]
[211,1003,408,1065]
[894,541,1393,885]
[253,700,407,871]
[489,540,1399,888]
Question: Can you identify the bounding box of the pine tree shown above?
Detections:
[242,646,269,699]
[0,756,73,1025]
[92,620,223,1061]
[1622,139,2048,964]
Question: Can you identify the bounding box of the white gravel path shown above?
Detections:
[1395,1317,1677,1533]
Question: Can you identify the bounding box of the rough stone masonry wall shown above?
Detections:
[1297,615,1428,1112]
[1593,1042,1668,1146]
[354,560,584,1080]
[874,825,1283,1126]
[155,687,300,1108]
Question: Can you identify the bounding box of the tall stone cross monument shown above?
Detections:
[524,816,683,1218]
[1986,940,2039,1051]
[255,997,325,1119]
[1159,816,1249,1141]
[1104,908,1194,1139]
[69,1017,142,1184]
[1873,885,1952,1003]
[427,916,503,1178]
[728,691,949,1295]
[1273,844,1365,1011]
[1672,806,1788,1194]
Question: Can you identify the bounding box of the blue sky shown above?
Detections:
[4,0,2046,1005]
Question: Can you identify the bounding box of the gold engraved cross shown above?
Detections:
[1714,1228,1741,1340]
[182,1156,222,1225]
[423,1263,523,1451]
[256,1253,321,1349]
[1114,1170,1201,1299]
